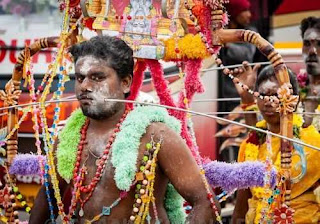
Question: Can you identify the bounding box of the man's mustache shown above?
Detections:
[306,56,319,63]
[77,94,93,100]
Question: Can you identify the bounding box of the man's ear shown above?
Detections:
[122,75,132,94]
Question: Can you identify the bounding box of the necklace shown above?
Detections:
[73,107,130,216]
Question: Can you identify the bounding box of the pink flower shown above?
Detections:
[297,70,308,88]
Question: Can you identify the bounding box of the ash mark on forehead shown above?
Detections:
[76,55,101,76]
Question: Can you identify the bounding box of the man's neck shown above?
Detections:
[309,74,320,85]
[268,124,280,134]
[89,105,126,132]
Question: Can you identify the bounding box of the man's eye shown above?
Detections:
[76,76,84,82]
[303,40,311,47]
[92,76,101,81]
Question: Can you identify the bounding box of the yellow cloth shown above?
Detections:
[238,125,320,224]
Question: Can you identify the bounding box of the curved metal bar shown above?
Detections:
[104,0,110,18]
[161,0,169,18]
[80,0,89,17]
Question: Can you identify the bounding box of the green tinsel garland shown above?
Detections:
[57,106,186,223]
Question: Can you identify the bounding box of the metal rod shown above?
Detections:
[102,98,320,152]
[192,98,241,102]
[201,60,304,72]
[1,97,320,150]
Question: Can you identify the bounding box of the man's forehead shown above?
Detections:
[303,28,320,40]
[76,55,102,65]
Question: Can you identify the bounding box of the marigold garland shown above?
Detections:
[162,34,210,61]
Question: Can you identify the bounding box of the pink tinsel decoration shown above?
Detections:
[127,60,147,109]
[181,59,204,101]
[145,59,176,110]
[146,59,205,158]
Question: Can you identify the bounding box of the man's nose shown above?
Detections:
[308,44,317,55]
[80,77,93,92]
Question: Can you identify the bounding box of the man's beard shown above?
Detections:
[80,101,122,120]
[307,65,320,76]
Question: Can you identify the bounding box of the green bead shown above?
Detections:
[143,156,148,162]
[146,143,152,150]
[17,194,22,200]
[135,194,139,199]
[137,184,141,189]
[13,187,18,193]
[140,166,145,171]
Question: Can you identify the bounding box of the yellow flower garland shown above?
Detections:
[162,34,210,61]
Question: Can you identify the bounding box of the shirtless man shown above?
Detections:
[300,17,320,127]
[29,36,219,223]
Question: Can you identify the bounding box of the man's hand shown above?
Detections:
[232,61,260,103]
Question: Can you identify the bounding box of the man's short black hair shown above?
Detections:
[69,35,134,98]
[300,16,320,38]
[255,65,299,95]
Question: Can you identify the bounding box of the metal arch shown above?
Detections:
[104,0,111,18]
[161,0,169,18]
[80,0,89,17]
[161,0,181,19]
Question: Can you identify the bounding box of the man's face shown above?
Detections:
[302,28,320,75]
[257,77,280,127]
[74,55,130,120]
[235,10,251,28]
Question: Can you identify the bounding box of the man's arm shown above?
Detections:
[232,189,251,224]
[155,123,220,223]
[29,142,69,223]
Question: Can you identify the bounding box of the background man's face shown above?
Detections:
[74,55,125,120]
[302,28,320,75]
[235,10,251,28]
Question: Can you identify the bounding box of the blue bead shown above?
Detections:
[54,108,59,112]
[59,66,64,71]
[102,206,111,216]
[45,164,49,170]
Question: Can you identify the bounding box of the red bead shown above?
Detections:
[127,15,132,20]
[120,16,123,19]
[207,193,213,199]
[175,48,180,53]
[102,155,108,160]
[37,86,44,91]
[95,173,100,178]
[106,143,111,148]
[76,162,80,167]
[115,15,119,19]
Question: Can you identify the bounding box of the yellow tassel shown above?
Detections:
[314,185,320,204]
